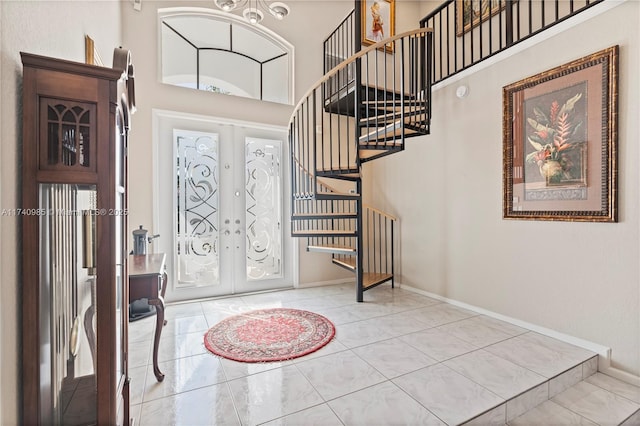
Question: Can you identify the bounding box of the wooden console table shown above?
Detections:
[129,253,168,382]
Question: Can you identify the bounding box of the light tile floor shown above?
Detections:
[129,283,640,426]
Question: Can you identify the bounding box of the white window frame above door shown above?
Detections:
[157,7,295,105]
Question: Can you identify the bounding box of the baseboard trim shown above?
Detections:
[296,278,354,289]
[398,283,611,358]
[399,283,640,386]
[598,360,640,387]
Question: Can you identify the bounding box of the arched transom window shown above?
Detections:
[159,9,294,105]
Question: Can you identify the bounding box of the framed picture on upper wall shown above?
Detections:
[84,35,104,66]
[362,0,395,52]
[503,45,619,222]
[456,0,506,36]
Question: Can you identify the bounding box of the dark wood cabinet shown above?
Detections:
[21,50,135,425]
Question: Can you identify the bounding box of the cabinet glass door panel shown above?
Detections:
[38,183,98,425]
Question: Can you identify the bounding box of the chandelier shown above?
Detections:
[214,0,290,24]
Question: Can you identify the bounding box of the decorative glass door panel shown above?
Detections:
[164,125,291,301]
[245,137,282,281]
[175,132,220,288]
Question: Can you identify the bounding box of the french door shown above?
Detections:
[154,115,294,302]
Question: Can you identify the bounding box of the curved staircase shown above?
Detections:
[289,26,433,302]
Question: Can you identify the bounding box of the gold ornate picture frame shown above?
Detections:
[362,0,395,52]
[502,46,619,222]
[456,0,506,37]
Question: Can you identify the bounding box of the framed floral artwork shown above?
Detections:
[502,46,619,222]
[456,0,506,37]
[361,0,395,52]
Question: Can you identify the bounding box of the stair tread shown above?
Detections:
[513,373,640,424]
[359,122,421,143]
[363,273,394,288]
[362,83,414,99]
[309,245,356,255]
[360,140,403,147]
[316,191,361,199]
[359,149,401,161]
[317,167,359,175]
[359,121,402,141]
[293,212,358,219]
[332,257,356,270]
[317,173,361,181]
[360,109,428,124]
[329,260,394,288]
[292,229,357,236]
[330,258,393,288]
[363,99,427,106]
[360,117,428,128]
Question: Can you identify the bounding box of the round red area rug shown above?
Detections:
[203,308,336,363]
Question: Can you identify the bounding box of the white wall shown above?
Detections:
[0,2,122,423]
[122,1,425,290]
[367,1,640,376]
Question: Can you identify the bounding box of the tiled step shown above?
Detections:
[508,373,640,425]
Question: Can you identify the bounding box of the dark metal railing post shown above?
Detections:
[390,218,395,288]
[356,179,364,302]
[400,37,406,142]
[312,91,318,195]
[354,55,362,169]
[427,32,433,128]
[289,122,295,221]
[506,0,514,47]
[355,0,362,51]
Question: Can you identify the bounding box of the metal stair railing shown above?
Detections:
[292,181,358,240]
[323,9,357,104]
[421,0,605,85]
[289,28,432,301]
[293,180,396,293]
[332,206,396,289]
[289,27,434,202]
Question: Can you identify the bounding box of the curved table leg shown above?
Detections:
[148,296,165,382]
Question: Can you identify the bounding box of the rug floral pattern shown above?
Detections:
[204,308,336,362]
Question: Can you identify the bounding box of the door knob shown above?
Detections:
[235,229,241,235]
[224,229,231,236]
